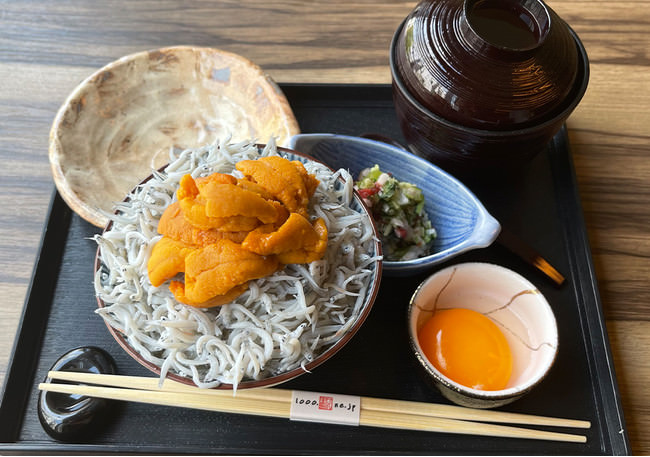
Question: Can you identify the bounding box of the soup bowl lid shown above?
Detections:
[391,0,584,131]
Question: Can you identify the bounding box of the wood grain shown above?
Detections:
[1,0,649,454]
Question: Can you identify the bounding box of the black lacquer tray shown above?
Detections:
[0,84,630,455]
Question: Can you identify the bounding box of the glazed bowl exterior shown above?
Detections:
[390,0,590,176]
[408,262,558,408]
[288,134,500,276]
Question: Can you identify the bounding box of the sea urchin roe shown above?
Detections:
[157,201,248,246]
[146,156,326,308]
[235,156,319,218]
[243,212,324,256]
[417,308,513,391]
[169,239,279,306]
[147,236,193,287]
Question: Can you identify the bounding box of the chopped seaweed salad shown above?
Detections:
[355,165,436,261]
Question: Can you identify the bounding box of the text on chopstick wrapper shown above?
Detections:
[290,390,361,426]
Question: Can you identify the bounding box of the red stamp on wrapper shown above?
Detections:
[318,396,333,410]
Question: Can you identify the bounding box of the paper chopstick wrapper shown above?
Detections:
[290,390,361,425]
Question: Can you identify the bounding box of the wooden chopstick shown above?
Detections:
[496,227,566,286]
[46,371,591,429]
[38,382,585,443]
[38,371,589,443]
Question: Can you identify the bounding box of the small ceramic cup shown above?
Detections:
[408,262,558,408]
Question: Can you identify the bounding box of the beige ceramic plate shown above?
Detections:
[49,46,300,227]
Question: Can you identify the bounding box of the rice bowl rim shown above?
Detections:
[94,144,383,390]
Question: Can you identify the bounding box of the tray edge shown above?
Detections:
[549,127,630,455]
[0,190,73,443]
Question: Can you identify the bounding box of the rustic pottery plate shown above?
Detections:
[49,46,300,228]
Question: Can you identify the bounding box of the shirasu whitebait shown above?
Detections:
[94,138,380,390]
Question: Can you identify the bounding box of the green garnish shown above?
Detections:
[355,165,436,261]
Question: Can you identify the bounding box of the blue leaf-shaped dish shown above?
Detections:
[287,134,501,276]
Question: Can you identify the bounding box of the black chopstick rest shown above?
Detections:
[38,346,117,441]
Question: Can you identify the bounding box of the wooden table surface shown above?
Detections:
[0,0,648,454]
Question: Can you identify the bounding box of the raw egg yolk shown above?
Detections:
[417,308,513,391]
